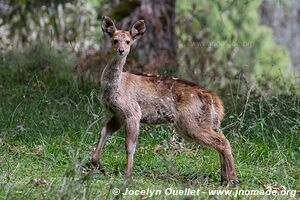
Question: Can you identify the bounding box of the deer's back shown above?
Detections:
[120,72,224,126]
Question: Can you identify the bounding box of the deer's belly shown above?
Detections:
[139,99,176,124]
[102,90,176,124]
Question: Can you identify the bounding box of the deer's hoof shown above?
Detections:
[221,179,240,188]
[91,159,106,175]
[124,170,132,179]
[231,179,240,187]
[221,180,228,187]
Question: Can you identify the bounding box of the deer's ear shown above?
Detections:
[101,16,116,37]
[130,20,146,41]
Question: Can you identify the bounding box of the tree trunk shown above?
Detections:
[106,0,177,74]
[260,0,300,74]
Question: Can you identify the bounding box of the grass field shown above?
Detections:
[0,46,299,199]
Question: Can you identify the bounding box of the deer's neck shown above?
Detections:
[101,56,126,92]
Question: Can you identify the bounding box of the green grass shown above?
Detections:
[0,45,299,199]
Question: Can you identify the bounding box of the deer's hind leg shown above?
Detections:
[175,119,238,186]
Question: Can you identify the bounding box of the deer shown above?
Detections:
[91,16,239,186]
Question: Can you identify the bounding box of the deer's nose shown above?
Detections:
[118,48,125,54]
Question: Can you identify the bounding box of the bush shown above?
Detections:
[176,0,296,92]
[0,43,75,85]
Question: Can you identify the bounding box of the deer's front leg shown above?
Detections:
[124,117,140,177]
[92,116,120,173]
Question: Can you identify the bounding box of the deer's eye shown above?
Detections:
[126,40,130,45]
[113,39,118,44]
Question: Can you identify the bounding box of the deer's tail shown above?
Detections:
[210,93,224,128]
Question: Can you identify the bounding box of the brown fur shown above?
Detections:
[91,16,238,186]
[128,70,224,123]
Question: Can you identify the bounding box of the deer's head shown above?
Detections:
[102,16,146,57]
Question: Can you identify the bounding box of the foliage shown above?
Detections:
[0,0,100,52]
[0,44,75,86]
[176,0,296,92]
[0,0,298,92]
[0,45,299,199]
